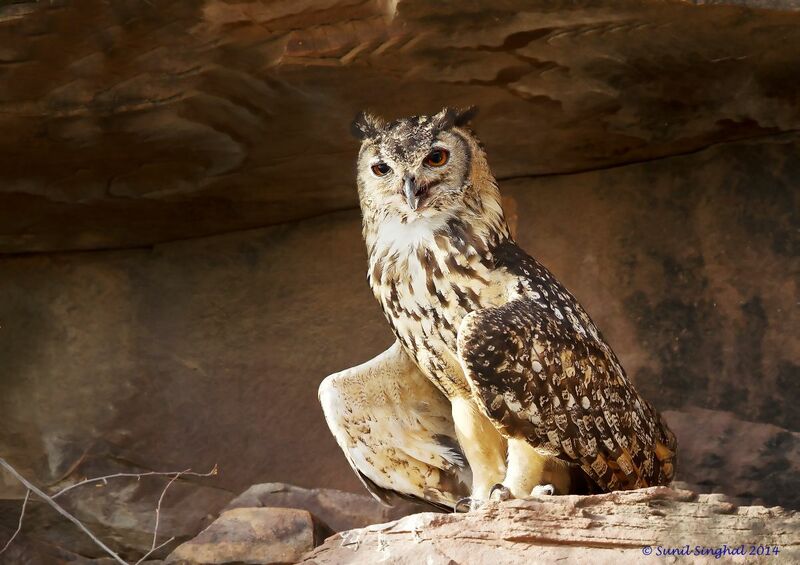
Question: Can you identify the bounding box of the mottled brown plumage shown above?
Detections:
[320,107,676,510]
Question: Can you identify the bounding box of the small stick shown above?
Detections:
[53,465,218,499]
[148,471,185,557]
[0,458,128,565]
[134,535,175,565]
[0,489,30,555]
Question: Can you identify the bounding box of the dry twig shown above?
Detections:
[0,457,127,564]
[0,457,218,564]
[52,465,218,500]
[0,488,30,554]
[134,469,186,565]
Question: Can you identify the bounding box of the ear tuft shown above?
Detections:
[453,105,478,127]
[432,106,478,130]
[351,111,383,140]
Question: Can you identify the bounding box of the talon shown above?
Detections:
[531,483,555,496]
[454,497,487,512]
[489,483,512,502]
[454,497,472,513]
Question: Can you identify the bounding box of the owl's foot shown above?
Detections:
[531,483,555,496]
[454,497,487,513]
[489,483,513,502]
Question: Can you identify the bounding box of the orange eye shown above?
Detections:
[424,149,449,167]
[371,162,391,177]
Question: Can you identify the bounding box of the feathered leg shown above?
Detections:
[450,397,506,509]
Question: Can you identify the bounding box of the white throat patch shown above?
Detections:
[374,213,452,257]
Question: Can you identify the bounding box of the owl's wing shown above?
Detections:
[457,299,677,491]
[319,341,471,511]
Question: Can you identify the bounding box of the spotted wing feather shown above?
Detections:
[319,341,471,510]
[458,300,677,491]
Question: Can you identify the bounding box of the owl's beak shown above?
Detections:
[403,175,423,211]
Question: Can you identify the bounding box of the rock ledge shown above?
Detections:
[301,487,798,564]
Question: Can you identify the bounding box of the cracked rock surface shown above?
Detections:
[0,0,799,252]
[300,488,799,565]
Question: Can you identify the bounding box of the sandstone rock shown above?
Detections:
[0,532,100,565]
[0,528,166,565]
[301,488,799,564]
[0,1,799,252]
[665,408,800,510]
[167,507,333,565]
[226,483,424,533]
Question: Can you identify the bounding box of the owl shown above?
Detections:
[319,107,677,511]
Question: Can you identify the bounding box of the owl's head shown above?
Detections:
[352,107,493,222]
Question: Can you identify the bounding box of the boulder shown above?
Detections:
[225,483,424,533]
[167,507,332,565]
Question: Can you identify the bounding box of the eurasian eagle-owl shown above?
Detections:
[319,107,677,511]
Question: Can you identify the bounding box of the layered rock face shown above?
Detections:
[0,0,798,562]
[302,488,799,565]
[1,0,799,253]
